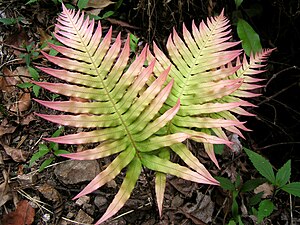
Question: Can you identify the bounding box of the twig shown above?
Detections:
[255,142,300,150]
[0,42,27,52]
[17,190,93,225]
[30,134,44,150]
[111,199,152,221]
[259,82,298,106]
[264,65,300,91]
[0,58,23,70]
[212,197,228,224]
[290,193,294,225]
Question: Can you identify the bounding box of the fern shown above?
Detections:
[34,5,219,224]
[34,5,274,224]
[147,10,274,167]
[146,10,274,212]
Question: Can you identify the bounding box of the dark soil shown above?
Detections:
[1,0,299,225]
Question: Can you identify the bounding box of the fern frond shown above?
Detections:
[35,5,219,224]
[148,10,274,168]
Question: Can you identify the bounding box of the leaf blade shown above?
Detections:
[244,148,275,183]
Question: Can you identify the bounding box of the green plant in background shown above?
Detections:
[19,42,39,66]
[29,127,69,172]
[16,43,41,97]
[33,4,274,224]
[77,0,123,20]
[0,17,23,25]
[218,148,300,224]
[26,0,62,5]
[237,19,262,56]
[129,33,139,53]
[233,0,263,56]
[245,148,300,197]
[17,66,41,97]
[217,174,268,224]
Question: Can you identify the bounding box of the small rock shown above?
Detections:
[37,183,61,202]
[94,196,108,209]
[141,218,156,225]
[76,196,90,206]
[17,174,37,186]
[171,195,184,208]
[83,203,95,215]
[75,209,94,224]
[54,160,100,185]
[66,212,75,219]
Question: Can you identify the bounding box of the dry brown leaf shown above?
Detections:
[254,183,274,198]
[9,92,31,112]
[1,67,18,93]
[77,0,114,9]
[106,18,140,29]
[1,200,35,225]
[37,27,52,44]
[0,142,29,162]
[19,113,37,125]
[4,30,30,57]
[181,191,214,224]
[0,153,12,207]
[0,171,11,207]
[0,120,17,137]
[14,66,31,81]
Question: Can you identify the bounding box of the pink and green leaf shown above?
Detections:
[74,147,135,199]
[95,157,142,225]
[141,153,219,185]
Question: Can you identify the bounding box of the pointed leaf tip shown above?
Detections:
[220,8,225,16]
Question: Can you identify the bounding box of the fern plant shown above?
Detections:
[34,5,220,224]
[147,10,274,168]
[145,10,274,216]
[34,5,273,224]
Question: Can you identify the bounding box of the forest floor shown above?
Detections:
[0,1,300,225]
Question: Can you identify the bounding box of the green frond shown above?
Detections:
[148,11,273,167]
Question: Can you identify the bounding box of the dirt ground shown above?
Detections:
[0,0,300,224]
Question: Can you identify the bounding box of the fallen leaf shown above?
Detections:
[79,0,114,9]
[169,178,198,198]
[37,27,52,45]
[254,183,274,198]
[181,191,215,224]
[229,134,242,154]
[19,113,37,125]
[1,200,35,225]
[9,92,31,112]
[0,67,18,93]
[0,142,29,162]
[4,30,30,57]
[14,66,31,81]
[107,18,140,29]
[0,154,12,207]
[0,120,16,137]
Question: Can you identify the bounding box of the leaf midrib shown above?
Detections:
[177,16,224,101]
[65,11,138,150]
